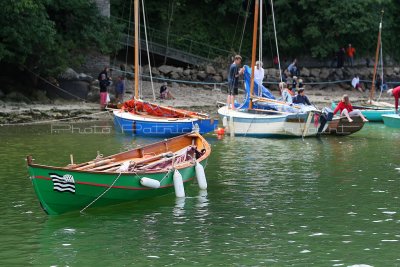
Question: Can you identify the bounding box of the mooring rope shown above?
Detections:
[80,171,123,213]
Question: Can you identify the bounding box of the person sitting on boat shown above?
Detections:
[280,82,293,104]
[333,94,369,122]
[351,75,364,92]
[292,88,311,106]
[387,86,400,114]
[160,82,175,100]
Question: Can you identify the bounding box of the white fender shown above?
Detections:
[140,177,160,189]
[195,162,207,190]
[173,169,185,198]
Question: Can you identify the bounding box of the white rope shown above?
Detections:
[270,0,283,83]
[80,171,123,213]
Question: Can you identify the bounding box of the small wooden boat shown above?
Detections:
[27,132,211,215]
[323,116,365,136]
[382,114,400,128]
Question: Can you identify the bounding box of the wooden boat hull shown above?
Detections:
[382,114,400,128]
[218,106,326,137]
[27,133,211,215]
[331,102,395,122]
[323,116,365,135]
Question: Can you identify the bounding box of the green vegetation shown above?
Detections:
[0,0,399,79]
[0,0,122,76]
[113,0,399,63]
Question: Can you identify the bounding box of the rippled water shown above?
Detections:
[0,121,399,266]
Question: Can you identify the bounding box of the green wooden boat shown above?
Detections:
[382,114,400,128]
[27,132,211,215]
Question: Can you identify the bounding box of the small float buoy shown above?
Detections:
[140,177,160,189]
[195,161,207,190]
[173,169,185,198]
[215,127,225,135]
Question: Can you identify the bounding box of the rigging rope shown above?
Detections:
[238,0,251,55]
[269,0,283,83]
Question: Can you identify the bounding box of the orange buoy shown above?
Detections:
[215,127,225,135]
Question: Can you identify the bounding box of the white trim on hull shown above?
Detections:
[218,106,323,137]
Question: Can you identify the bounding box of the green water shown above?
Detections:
[0,121,399,266]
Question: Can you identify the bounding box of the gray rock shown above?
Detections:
[220,70,228,80]
[205,65,216,75]
[158,65,175,75]
[213,75,223,83]
[301,67,310,77]
[151,67,160,75]
[183,69,191,76]
[5,91,31,103]
[87,90,100,102]
[310,69,320,77]
[319,68,330,80]
[197,71,207,81]
[175,67,184,74]
[170,72,180,80]
[59,68,79,80]
[394,67,400,74]
[385,67,394,77]
[78,73,93,82]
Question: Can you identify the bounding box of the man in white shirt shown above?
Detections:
[254,61,265,96]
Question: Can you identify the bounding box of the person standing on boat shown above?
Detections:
[254,61,265,96]
[387,86,400,114]
[333,94,368,122]
[346,44,356,67]
[227,55,244,109]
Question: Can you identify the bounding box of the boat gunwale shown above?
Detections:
[27,132,211,175]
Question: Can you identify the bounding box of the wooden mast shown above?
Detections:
[134,0,139,99]
[369,10,384,103]
[249,0,260,109]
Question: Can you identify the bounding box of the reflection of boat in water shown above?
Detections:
[27,132,210,215]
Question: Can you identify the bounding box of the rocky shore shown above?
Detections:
[0,64,398,125]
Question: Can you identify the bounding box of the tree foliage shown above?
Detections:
[0,0,122,76]
[113,0,400,63]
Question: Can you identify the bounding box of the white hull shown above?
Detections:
[218,106,324,137]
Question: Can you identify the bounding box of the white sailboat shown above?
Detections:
[218,0,330,138]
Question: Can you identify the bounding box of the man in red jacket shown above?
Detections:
[387,86,400,114]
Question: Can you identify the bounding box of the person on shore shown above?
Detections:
[287,58,299,77]
[351,75,364,92]
[115,76,125,104]
[99,74,110,110]
[333,94,368,122]
[292,88,311,106]
[160,82,175,100]
[227,55,244,109]
[387,86,400,114]
[98,66,112,83]
[346,44,356,67]
[337,47,345,68]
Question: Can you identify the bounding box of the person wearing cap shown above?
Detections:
[333,94,368,122]
[227,55,244,109]
[387,86,400,114]
[254,61,265,96]
[292,87,311,106]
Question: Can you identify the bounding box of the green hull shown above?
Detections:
[28,162,205,215]
[382,114,400,128]
[27,132,211,215]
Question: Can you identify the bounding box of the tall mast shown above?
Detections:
[369,10,384,103]
[134,0,139,99]
[249,0,260,109]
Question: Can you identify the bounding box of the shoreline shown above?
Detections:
[0,80,394,125]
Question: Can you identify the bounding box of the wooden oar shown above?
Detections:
[252,96,301,109]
